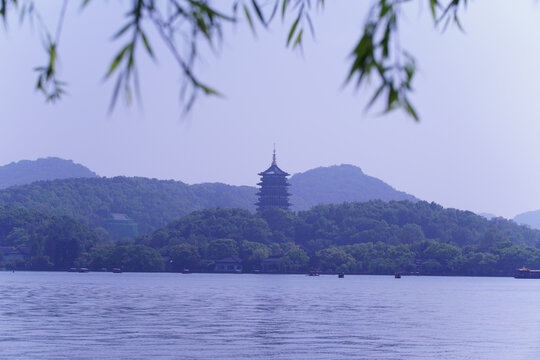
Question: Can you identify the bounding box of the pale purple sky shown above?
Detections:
[1,1,540,218]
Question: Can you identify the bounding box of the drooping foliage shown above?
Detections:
[1,0,469,119]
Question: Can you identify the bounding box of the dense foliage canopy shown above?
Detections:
[0,177,256,234]
[0,204,105,270]
[0,165,417,235]
[3,199,540,275]
[137,201,540,276]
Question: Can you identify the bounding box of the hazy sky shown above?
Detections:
[1,1,540,219]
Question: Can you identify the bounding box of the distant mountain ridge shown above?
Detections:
[289,164,417,210]
[0,157,97,189]
[514,210,540,230]
[0,159,419,235]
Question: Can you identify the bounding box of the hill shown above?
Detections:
[0,177,256,234]
[142,201,540,276]
[289,164,417,210]
[0,157,97,189]
[0,163,418,235]
[514,210,540,230]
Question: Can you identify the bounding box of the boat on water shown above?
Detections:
[395,272,402,279]
[338,272,345,278]
[111,268,122,273]
[514,267,540,279]
[182,268,191,274]
[308,271,319,276]
[78,268,89,273]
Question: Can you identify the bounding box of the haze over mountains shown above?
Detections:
[0,158,418,234]
[5,157,540,231]
[5,157,540,277]
[514,211,540,230]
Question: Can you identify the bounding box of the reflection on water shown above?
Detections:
[1,272,540,359]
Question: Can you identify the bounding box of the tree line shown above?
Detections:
[125,201,540,275]
[3,200,540,275]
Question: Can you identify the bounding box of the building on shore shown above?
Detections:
[256,147,291,212]
[214,256,243,273]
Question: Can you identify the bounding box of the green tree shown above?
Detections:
[43,216,100,269]
[5,227,30,247]
[316,247,354,272]
[279,247,310,272]
[107,245,164,272]
[240,240,270,271]
[398,224,425,244]
[259,207,296,243]
[168,243,201,271]
[207,238,238,259]
[479,228,506,251]
[86,246,113,270]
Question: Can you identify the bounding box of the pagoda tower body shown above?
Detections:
[256,148,291,211]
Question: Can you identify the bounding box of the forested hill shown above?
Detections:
[289,165,417,210]
[142,201,540,276]
[0,164,419,235]
[0,177,257,234]
[0,157,97,189]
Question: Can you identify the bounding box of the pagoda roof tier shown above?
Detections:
[257,181,290,186]
[258,147,290,176]
[258,163,289,177]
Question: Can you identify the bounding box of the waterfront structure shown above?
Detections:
[214,256,243,273]
[514,266,540,279]
[256,148,291,211]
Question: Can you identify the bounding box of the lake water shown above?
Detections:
[1,272,540,359]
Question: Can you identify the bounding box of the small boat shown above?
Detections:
[78,268,89,273]
[182,268,191,274]
[394,272,401,279]
[514,266,540,279]
[112,268,122,273]
[338,272,345,278]
[68,268,77,272]
[308,271,319,276]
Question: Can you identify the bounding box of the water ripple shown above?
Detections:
[1,273,540,359]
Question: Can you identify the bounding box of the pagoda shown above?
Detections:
[256,147,291,211]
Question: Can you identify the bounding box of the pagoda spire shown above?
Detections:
[272,143,277,165]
